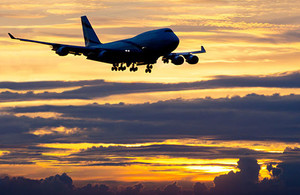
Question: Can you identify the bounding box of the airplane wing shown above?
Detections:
[162,46,206,65]
[8,33,96,56]
[171,46,206,56]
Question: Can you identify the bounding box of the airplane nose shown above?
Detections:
[169,33,179,51]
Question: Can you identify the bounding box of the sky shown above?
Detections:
[1,0,300,193]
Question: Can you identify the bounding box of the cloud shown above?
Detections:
[0,80,105,90]
[211,158,300,195]
[71,144,273,166]
[0,173,75,195]
[194,182,209,195]
[0,93,298,166]
[212,157,260,195]
[276,161,300,189]
[1,158,299,195]
[1,71,300,102]
[162,182,181,195]
[7,93,300,144]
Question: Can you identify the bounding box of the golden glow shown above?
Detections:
[1,0,299,183]
[0,150,10,156]
[39,138,300,158]
[0,139,286,182]
[15,112,62,118]
[0,161,275,182]
[30,126,80,136]
[186,165,236,173]
[135,157,238,166]
[33,139,290,181]
[257,159,282,180]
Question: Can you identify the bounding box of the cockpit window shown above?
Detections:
[165,29,173,32]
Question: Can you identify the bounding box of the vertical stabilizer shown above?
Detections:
[81,16,101,47]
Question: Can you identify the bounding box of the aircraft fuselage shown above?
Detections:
[86,28,180,65]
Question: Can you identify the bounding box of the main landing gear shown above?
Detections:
[111,63,152,73]
[145,64,153,73]
[129,63,138,72]
[111,63,126,71]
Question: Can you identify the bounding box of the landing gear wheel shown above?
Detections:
[145,64,153,73]
[111,63,119,71]
[130,63,138,72]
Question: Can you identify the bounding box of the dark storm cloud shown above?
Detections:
[0,173,178,195]
[73,144,272,162]
[9,93,300,143]
[1,71,300,102]
[60,144,282,168]
[1,158,300,195]
[2,93,300,165]
[0,143,67,165]
[210,158,300,195]
[212,157,260,195]
[0,80,105,90]
[281,147,300,162]
[0,173,75,195]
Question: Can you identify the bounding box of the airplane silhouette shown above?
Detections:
[9,16,206,73]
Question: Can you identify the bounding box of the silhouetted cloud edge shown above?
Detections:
[0,71,300,102]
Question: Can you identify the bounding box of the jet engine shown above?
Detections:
[171,55,184,65]
[97,50,108,60]
[55,46,69,56]
[185,55,199,64]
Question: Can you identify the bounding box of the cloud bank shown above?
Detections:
[0,71,300,102]
[1,158,300,195]
[0,93,299,168]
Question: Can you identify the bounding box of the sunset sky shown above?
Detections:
[0,0,300,189]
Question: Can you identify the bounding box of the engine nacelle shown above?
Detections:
[171,55,184,65]
[186,55,199,64]
[97,50,108,60]
[55,46,69,56]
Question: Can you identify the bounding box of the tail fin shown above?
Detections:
[81,16,101,47]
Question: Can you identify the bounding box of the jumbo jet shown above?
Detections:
[8,16,206,73]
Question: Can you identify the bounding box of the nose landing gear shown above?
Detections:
[111,63,118,71]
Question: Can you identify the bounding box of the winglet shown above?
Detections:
[201,46,206,53]
[8,33,16,39]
